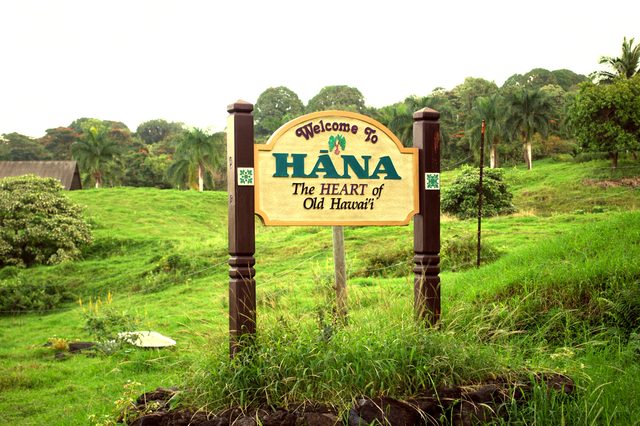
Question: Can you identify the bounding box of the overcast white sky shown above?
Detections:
[1,0,638,138]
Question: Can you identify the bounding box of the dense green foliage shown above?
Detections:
[135,119,183,145]
[306,85,366,113]
[167,128,225,191]
[504,87,555,169]
[0,175,92,267]
[254,86,305,141]
[569,75,640,168]
[71,124,121,188]
[442,166,516,219]
[0,277,72,314]
[0,132,50,161]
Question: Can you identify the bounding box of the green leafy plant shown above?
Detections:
[0,175,93,267]
[442,166,516,219]
[0,277,72,314]
[80,292,140,352]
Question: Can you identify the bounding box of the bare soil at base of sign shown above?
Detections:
[127,374,574,426]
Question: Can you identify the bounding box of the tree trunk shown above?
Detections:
[94,172,101,189]
[198,164,204,192]
[490,144,497,168]
[610,151,619,170]
[490,136,500,168]
[524,141,533,170]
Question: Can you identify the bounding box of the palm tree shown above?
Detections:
[466,94,507,168]
[504,88,553,170]
[374,103,413,146]
[167,128,223,191]
[595,37,640,83]
[71,126,120,188]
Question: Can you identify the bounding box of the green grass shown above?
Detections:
[1,157,639,425]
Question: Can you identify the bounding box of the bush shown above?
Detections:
[0,175,92,267]
[441,232,501,271]
[0,278,72,314]
[352,245,412,278]
[442,166,516,219]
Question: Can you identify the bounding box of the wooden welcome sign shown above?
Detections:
[255,111,419,226]
[227,101,441,356]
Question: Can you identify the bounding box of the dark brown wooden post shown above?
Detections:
[412,108,441,325]
[227,100,256,357]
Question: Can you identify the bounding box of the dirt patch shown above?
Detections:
[583,177,640,188]
[126,373,574,426]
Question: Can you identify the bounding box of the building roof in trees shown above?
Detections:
[0,161,82,190]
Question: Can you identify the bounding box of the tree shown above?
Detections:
[39,127,81,160]
[569,76,640,169]
[552,69,588,91]
[119,150,172,188]
[504,87,554,170]
[441,166,515,219]
[453,77,499,117]
[307,85,366,113]
[167,128,225,191]
[71,125,120,188]
[135,119,184,145]
[254,87,304,140]
[0,133,50,161]
[0,175,92,267]
[466,94,507,168]
[594,37,640,83]
[374,102,414,146]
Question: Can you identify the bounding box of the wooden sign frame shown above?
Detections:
[227,101,440,357]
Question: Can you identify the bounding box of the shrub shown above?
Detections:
[352,245,412,278]
[442,166,516,219]
[0,175,92,267]
[0,277,73,314]
[441,232,501,271]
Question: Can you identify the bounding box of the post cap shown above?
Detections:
[413,107,440,121]
[227,100,254,113]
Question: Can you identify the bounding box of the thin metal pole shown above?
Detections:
[477,120,485,268]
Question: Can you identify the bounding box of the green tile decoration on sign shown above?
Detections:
[425,173,440,190]
[238,168,254,186]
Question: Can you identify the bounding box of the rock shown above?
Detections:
[136,387,178,406]
[232,416,256,426]
[298,412,339,426]
[68,341,96,352]
[130,412,164,426]
[260,409,297,426]
[351,396,421,426]
[118,331,176,348]
[123,372,575,426]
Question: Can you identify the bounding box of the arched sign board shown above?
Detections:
[254,111,419,226]
[226,101,440,357]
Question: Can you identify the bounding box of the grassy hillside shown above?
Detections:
[1,158,639,425]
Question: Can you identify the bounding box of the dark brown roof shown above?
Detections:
[0,161,82,190]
